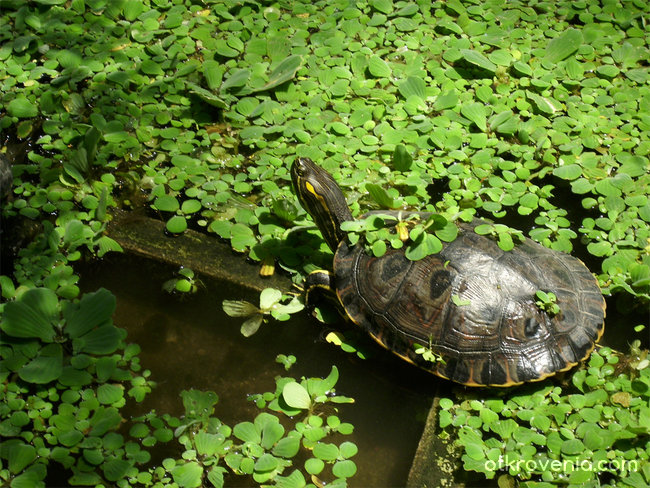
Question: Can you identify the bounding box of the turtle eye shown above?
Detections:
[295,157,311,175]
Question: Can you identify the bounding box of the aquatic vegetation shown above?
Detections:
[130,361,357,488]
[439,345,650,487]
[0,288,155,487]
[1,0,647,307]
[535,290,560,317]
[162,267,201,294]
[0,284,355,487]
[222,287,304,337]
[1,0,648,485]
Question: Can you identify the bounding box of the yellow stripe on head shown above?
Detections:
[305,181,317,196]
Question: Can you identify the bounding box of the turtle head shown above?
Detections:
[291,157,354,253]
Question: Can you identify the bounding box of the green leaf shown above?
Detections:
[433,91,458,110]
[260,288,282,309]
[630,264,650,288]
[489,110,519,134]
[230,223,256,251]
[618,154,647,178]
[59,429,84,447]
[221,69,250,91]
[97,236,123,258]
[216,39,239,58]
[372,240,387,257]
[58,366,93,386]
[74,325,122,354]
[7,95,38,118]
[452,294,471,307]
[332,459,357,478]
[97,384,124,404]
[565,58,584,79]
[282,382,311,409]
[9,464,47,488]
[392,144,413,171]
[461,102,487,132]
[261,421,285,450]
[194,433,224,457]
[313,443,339,462]
[498,232,514,251]
[207,467,226,488]
[222,300,259,317]
[435,221,458,242]
[528,92,562,114]
[240,315,264,337]
[18,344,63,384]
[339,441,358,459]
[370,0,393,14]
[273,469,306,488]
[102,459,132,482]
[398,76,426,99]
[490,419,517,439]
[63,219,85,247]
[460,49,497,73]
[273,435,301,458]
[0,275,16,299]
[544,29,583,63]
[254,453,278,473]
[321,365,340,393]
[174,279,191,293]
[305,457,324,475]
[587,241,612,257]
[171,462,203,488]
[180,389,218,420]
[65,148,89,183]
[83,449,104,466]
[2,287,58,341]
[465,442,485,460]
[366,184,396,208]
[234,422,261,444]
[141,59,163,76]
[253,55,303,92]
[568,469,594,484]
[330,121,349,135]
[367,55,391,78]
[512,61,533,77]
[153,195,180,212]
[166,215,187,234]
[405,233,442,261]
[561,438,584,455]
[186,82,227,109]
[349,108,372,127]
[553,164,582,180]
[1,441,37,474]
[64,288,116,339]
[203,60,224,91]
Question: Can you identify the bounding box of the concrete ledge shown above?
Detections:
[407,396,459,488]
[107,210,291,293]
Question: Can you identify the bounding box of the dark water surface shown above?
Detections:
[78,253,436,487]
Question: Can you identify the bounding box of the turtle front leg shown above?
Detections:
[305,269,336,308]
[304,270,350,323]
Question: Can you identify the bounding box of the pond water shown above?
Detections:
[78,253,436,486]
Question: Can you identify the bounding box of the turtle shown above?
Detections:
[290,157,606,387]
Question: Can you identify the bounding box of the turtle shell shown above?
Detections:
[334,219,605,386]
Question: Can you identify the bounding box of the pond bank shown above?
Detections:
[108,210,290,293]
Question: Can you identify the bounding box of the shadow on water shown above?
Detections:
[77,253,436,487]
